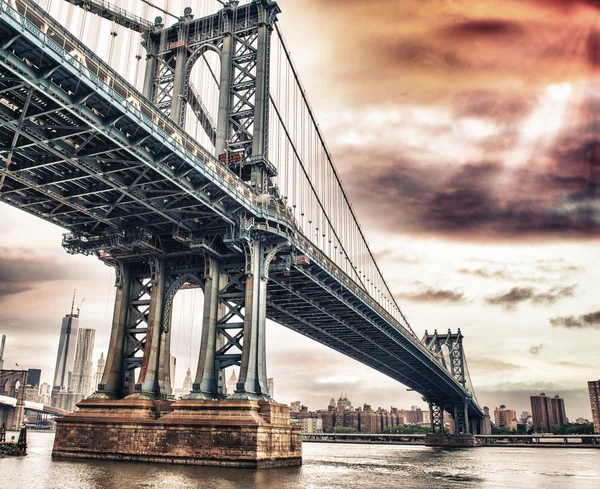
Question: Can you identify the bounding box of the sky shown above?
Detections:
[1,0,599,419]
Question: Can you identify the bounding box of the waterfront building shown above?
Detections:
[51,301,80,397]
[298,417,323,433]
[94,352,105,391]
[290,401,301,413]
[589,380,600,434]
[0,334,5,370]
[402,407,424,424]
[71,329,96,398]
[530,393,567,432]
[494,405,518,430]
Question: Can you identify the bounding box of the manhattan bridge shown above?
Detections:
[0,0,488,465]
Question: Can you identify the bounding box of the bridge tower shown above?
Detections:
[40,0,301,467]
[421,329,484,444]
[86,0,282,404]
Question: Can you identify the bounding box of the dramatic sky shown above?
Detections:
[1,0,599,419]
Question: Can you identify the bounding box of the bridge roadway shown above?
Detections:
[0,0,482,421]
[0,395,66,416]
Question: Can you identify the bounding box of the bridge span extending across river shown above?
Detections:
[0,0,488,467]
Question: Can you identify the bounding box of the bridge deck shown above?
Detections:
[0,0,482,419]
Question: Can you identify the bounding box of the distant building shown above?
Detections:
[290,401,301,413]
[53,390,83,413]
[94,352,105,391]
[0,334,5,370]
[27,368,42,388]
[173,367,193,399]
[227,370,238,395]
[39,383,52,404]
[170,356,177,392]
[530,393,567,432]
[71,329,96,398]
[520,411,531,424]
[337,393,352,412]
[52,301,80,397]
[268,377,274,398]
[401,408,424,424]
[589,380,600,434]
[494,406,518,430]
[298,418,322,433]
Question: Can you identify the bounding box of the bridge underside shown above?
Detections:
[0,1,485,463]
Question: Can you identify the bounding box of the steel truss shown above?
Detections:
[0,0,484,423]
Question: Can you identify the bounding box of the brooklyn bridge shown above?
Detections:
[0,0,489,467]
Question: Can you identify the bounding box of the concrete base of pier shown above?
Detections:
[52,398,302,468]
[424,433,477,448]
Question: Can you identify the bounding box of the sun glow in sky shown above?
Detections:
[1,0,600,418]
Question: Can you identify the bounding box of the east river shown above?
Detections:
[1,433,599,489]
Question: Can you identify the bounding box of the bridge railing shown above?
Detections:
[8,0,259,210]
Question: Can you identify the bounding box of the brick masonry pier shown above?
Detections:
[52,399,302,468]
[425,433,477,448]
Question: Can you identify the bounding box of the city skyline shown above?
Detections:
[0,0,599,419]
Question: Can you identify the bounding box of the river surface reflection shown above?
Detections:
[1,432,599,489]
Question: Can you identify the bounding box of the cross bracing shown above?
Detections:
[0,0,484,422]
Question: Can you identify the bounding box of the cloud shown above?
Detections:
[442,19,525,40]
[0,248,82,301]
[551,361,597,369]
[485,285,576,310]
[395,286,466,303]
[529,344,545,355]
[550,310,600,329]
[468,357,522,372]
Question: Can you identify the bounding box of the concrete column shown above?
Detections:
[215,33,233,157]
[232,239,270,400]
[131,259,166,398]
[189,258,221,399]
[95,263,131,399]
[464,402,470,434]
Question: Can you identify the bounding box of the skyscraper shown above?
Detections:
[52,296,80,397]
[71,329,96,397]
[530,393,567,432]
[0,334,5,370]
[588,380,600,434]
[27,368,42,388]
[94,352,105,391]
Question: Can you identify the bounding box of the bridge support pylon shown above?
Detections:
[53,237,301,467]
[424,400,477,448]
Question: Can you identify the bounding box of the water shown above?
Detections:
[1,433,599,489]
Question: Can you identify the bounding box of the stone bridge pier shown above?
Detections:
[52,240,301,468]
[424,399,488,447]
